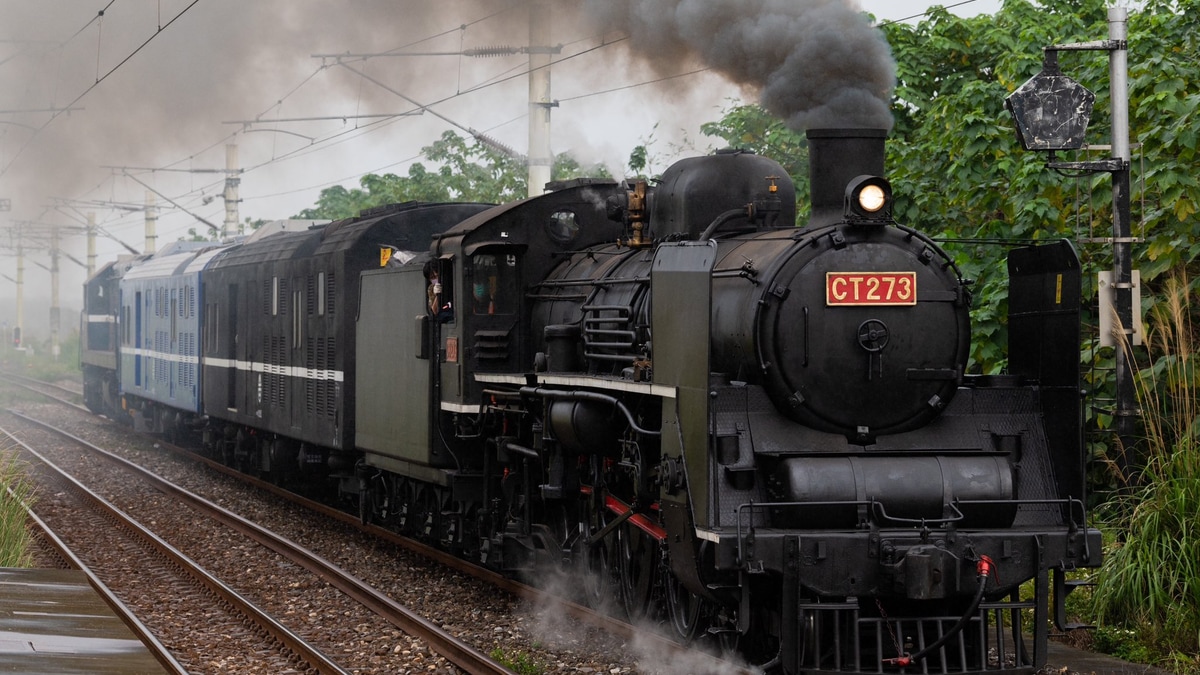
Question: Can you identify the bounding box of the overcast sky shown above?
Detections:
[0,0,1006,342]
[859,0,1002,22]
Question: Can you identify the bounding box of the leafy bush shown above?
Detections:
[1090,273,1200,671]
[0,447,36,568]
[489,647,545,675]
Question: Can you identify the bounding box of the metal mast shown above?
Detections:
[224,144,241,238]
[1106,7,1138,478]
[1007,8,1138,482]
[527,3,554,196]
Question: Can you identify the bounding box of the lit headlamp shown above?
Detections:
[844,175,893,222]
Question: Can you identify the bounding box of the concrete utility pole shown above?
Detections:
[223,144,241,238]
[107,162,227,242]
[49,226,60,359]
[527,3,554,197]
[0,199,14,349]
[86,212,97,277]
[16,242,25,349]
[4,219,94,358]
[146,191,158,254]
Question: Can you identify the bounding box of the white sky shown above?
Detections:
[858,0,1002,22]
[0,0,1006,337]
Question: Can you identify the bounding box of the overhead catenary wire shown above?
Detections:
[36,0,983,261]
[70,5,520,224]
[873,0,985,26]
[130,32,654,222]
[56,15,624,226]
[11,0,971,217]
[0,0,204,180]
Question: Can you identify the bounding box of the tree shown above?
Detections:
[879,0,1200,367]
[867,1,1200,662]
[294,131,611,220]
[696,2,1200,374]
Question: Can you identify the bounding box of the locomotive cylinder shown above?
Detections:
[547,399,621,456]
[770,455,1017,528]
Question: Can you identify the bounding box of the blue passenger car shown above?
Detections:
[118,241,231,436]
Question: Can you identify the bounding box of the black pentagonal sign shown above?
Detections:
[1006,67,1095,151]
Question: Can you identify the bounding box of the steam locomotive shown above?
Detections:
[81,128,1101,674]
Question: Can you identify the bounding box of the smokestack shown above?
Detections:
[806,128,887,227]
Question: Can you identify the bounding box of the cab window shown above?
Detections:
[470,252,518,315]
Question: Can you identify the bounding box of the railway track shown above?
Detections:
[4,419,348,674]
[5,371,84,402]
[3,408,511,674]
[4,374,747,674]
[23,507,188,674]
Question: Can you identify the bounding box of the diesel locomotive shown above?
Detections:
[81,128,1101,674]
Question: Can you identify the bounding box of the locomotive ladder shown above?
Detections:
[581,304,639,365]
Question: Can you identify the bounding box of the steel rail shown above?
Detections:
[3,419,350,675]
[22,507,190,675]
[9,410,513,675]
[164,435,743,672]
[7,374,747,675]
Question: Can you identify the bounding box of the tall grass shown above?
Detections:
[1090,273,1200,673]
[0,444,36,568]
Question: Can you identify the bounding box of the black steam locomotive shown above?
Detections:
[81,128,1100,674]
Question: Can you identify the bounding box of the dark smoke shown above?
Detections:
[580,0,896,130]
[0,0,895,340]
[0,0,525,208]
[0,0,532,334]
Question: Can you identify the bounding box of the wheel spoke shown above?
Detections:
[665,573,705,642]
[617,523,657,620]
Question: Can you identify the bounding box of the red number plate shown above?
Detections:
[826,272,917,306]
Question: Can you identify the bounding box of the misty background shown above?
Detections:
[0,0,993,347]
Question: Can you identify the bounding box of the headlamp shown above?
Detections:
[844,175,893,222]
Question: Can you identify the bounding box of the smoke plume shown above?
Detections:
[0,0,896,339]
[580,0,896,130]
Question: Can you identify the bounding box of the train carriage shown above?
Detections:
[199,202,492,479]
[81,254,145,417]
[85,126,1102,675]
[117,241,228,435]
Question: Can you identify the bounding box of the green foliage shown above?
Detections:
[489,647,545,675]
[0,447,36,568]
[878,0,1114,371]
[700,103,810,213]
[695,8,1200,666]
[693,3,1200,374]
[183,225,222,242]
[295,131,611,220]
[624,124,662,179]
[6,330,82,383]
[1090,626,1158,666]
[875,14,1200,665]
[1090,273,1200,668]
[21,329,82,381]
[187,218,267,241]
